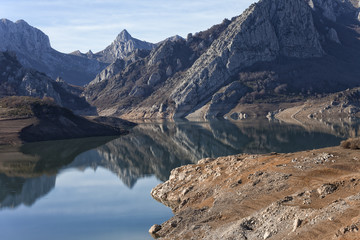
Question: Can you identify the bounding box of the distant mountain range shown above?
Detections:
[0,19,158,86]
[2,0,360,120]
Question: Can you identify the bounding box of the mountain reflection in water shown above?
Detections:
[0,119,359,210]
[0,119,359,239]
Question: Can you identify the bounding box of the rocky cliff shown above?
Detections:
[0,19,107,86]
[84,0,360,120]
[0,51,94,114]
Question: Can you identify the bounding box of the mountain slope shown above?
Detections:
[84,19,233,116]
[0,96,127,145]
[84,0,360,120]
[0,19,108,86]
[0,51,94,114]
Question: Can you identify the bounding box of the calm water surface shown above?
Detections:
[0,119,359,240]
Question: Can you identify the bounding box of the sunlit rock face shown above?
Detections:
[95,30,156,64]
[0,19,107,86]
[85,0,360,120]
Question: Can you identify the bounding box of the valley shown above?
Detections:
[1,0,360,239]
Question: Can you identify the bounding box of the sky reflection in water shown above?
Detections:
[1,168,168,240]
[0,119,359,239]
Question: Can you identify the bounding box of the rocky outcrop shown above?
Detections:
[150,144,360,239]
[205,81,249,119]
[95,29,155,63]
[0,51,95,114]
[171,0,324,117]
[88,49,152,87]
[0,19,107,86]
[308,0,359,21]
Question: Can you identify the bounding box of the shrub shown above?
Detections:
[340,138,360,149]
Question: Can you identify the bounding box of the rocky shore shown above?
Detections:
[150,139,360,239]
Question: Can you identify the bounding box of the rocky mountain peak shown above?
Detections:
[116,29,132,42]
[0,18,51,54]
[95,29,156,63]
[0,19,107,86]
[15,19,29,25]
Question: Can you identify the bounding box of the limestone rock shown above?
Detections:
[166,66,173,76]
[148,40,175,66]
[89,59,126,86]
[0,51,94,113]
[205,81,249,119]
[308,0,358,22]
[327,28,341,44]
[149,224,162,234]
[0,19,107,86]
[129,86,146,97]
[147,72,162,86]
[317,183,337,198]
[171,0,324,117]
[96,29,155,64]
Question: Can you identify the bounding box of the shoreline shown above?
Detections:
[150,142,360,239]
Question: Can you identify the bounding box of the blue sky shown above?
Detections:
[0,0,256,53]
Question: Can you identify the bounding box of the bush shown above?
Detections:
[340,138,360,149]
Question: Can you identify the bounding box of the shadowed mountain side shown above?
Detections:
[0,52,95,114]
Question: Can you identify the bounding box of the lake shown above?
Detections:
[0,119,359,240]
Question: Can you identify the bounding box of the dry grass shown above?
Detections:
[0,96,56,118]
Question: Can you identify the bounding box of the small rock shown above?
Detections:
[166,66,173,76]
[171,221,177,228]
[263,231,271,239]
[149,224,162,234]
[292,219,302,232]
[317,183,337,198]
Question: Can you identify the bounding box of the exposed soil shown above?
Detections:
[151,142,360,239]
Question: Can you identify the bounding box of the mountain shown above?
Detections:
[0,51,96,114]
[93,29,156,63]
[83,0,360,119]
[86,35,185,88]
[0,19,108,86]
